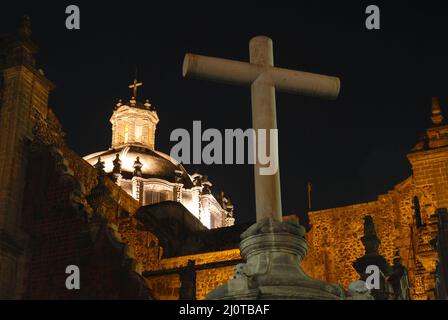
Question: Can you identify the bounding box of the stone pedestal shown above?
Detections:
[206,218,345,300]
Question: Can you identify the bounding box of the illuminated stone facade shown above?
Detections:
[144,250,240,300]
[0,16,56,298]
[302,98,447,300]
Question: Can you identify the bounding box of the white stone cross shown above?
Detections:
[182,36,340,222]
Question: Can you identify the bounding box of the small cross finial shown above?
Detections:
[431,97,444,125]
[129,79,143,98]
[18,15,32,39]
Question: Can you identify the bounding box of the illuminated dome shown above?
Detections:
[84,145,193,187]
[82,78,234,229]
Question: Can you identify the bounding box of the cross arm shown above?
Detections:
[269,67,340,100]
[183,53,261,86]
[183,53,340,100]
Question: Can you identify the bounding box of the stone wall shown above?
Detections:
[20,141,149,299]
[143,249,240,300]
[144,274,180,300]
[303,176,439,300]
[301,109,448,300]
[195,265,235,300]
[62,141,240,300]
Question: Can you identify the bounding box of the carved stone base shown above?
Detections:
[206,218,346,300]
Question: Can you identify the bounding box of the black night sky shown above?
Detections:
[2,1,448,224]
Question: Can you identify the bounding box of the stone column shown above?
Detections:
[173,169,184,203]
[0,16,55,298]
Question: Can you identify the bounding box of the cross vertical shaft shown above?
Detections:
[250,36,282,222]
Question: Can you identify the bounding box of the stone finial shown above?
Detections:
[174,169,184,184]
[144,99,152,110]
[87,159,113,216]
[361,215,380,255]
[225,202,234,220]
[112,153,121,174]
[191,173,203,187]
[133,156,143,177]
[93,156,105,172]
[201,175,212,194]
[353,215,394,299]
[218,191,234,216]
[431,97,444,125]
[393,250,402,266]
[116,99,123,109]
[18,15,32,39]
[389,249,411,300]
[93,156,106,185]
[218,191,227,206]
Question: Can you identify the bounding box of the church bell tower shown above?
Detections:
[0,16,55,298]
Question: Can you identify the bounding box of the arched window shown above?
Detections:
[160,190,171,202]
[135,125,143,143]
[144,189,161,205]
[124,123,129,143]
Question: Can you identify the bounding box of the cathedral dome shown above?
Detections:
[83,145,193,187]
[81,78,234,229]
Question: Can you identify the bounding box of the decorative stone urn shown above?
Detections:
[206,218,346,300]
